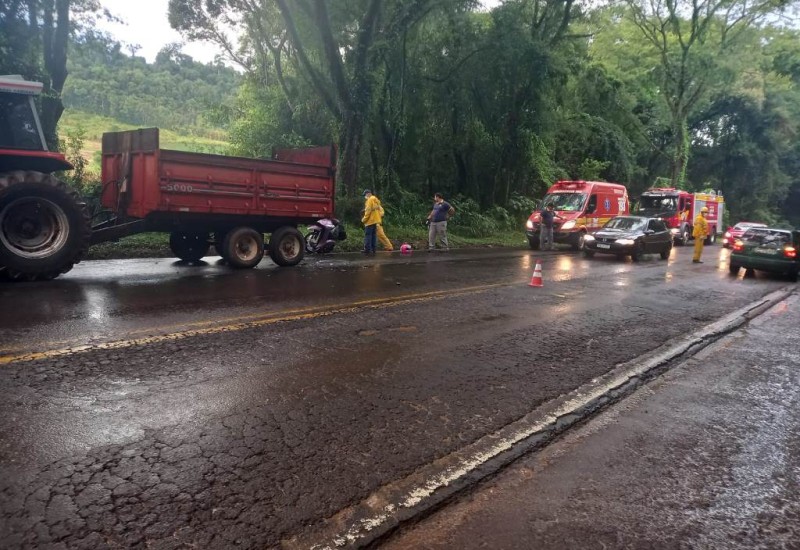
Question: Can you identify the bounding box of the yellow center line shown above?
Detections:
[0,282,511,366]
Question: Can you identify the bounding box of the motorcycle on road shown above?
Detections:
[305,218,347,254]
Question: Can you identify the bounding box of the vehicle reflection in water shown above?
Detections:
[717,247,730,271]
[551,255,575,282]
[354,262,385,293]
[520,254,532,272]
[664,271,674,283]
[83,285,112,324]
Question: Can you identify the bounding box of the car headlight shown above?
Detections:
[670,228,679,234]
[616,239,635,245]
[561,220,576,230]
[724,231,731,238]
[526,220,534,229]
[584,234,595,241]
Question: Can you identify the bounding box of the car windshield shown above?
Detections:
[741,228,790,246]
[543,193,587,212]
[639,196,677,211]
[603,217,646,231]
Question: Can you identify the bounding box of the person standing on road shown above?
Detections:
[374,197,394,251]
[362,189,380,255]
[692,206,709,263]
[427,193,455,252]
[539,203,563,251]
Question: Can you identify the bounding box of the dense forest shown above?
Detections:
[2,0,799,229]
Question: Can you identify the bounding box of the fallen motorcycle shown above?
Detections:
[305,218,347,253]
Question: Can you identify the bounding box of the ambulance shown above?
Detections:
[637,188,725,245]
[525,180,630,250]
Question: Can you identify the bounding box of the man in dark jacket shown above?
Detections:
[426,193,455,251]
[539,203,563,250]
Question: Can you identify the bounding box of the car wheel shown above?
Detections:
[789,270,798,283]
[729,264,740,275]
[631,241,644,262]
[571,232,586,251]
[528,237,540,250]
[660,247,670,260]
[583,249,594,258]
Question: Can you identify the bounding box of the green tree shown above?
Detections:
[0,0,102,147]
[616,0,790,187]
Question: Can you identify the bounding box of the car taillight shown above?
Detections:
[784,246,797,259]
[732,240,744,252]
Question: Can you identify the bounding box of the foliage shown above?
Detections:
[63,32,240,139]
[3,0,796,246]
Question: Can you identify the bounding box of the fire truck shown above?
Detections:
[637,187,725,245]
[0,75,336,281]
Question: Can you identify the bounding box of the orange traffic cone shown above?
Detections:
[528,260,544,287]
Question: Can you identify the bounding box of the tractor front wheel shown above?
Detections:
[0,171,91,281]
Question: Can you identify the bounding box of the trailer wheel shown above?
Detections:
[0,171,91,281]
[169,232,210,262]
[223,227,264,269]
[269,226,305,266]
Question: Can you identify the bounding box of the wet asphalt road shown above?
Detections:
[0,245,794,548]
[384,293,800,550]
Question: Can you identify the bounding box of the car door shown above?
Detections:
[652,219,670,251]
[645,219,661,252]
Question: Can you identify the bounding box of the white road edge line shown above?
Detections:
[283,286,795,550]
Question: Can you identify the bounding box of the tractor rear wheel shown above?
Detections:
[169,231,210,262]
[0,171,91,281]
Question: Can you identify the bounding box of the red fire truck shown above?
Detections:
[637,187,725,245]
[0,75,336,281]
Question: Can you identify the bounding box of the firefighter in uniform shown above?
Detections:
[692,206,709,263]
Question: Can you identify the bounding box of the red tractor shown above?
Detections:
[0,75,337,281]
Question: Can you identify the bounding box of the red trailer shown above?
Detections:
[97,128,336,268]
[0,74,337,281]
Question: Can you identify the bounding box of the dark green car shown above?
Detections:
[729,228,799,282]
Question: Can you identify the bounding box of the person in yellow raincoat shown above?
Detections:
[692,207,709,263]
[361,189,381,255]
[374,197,393,251]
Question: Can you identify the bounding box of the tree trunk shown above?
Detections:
[339,110,365,197]
[40,0,70,149]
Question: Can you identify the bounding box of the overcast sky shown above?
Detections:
[98,0,502,64]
